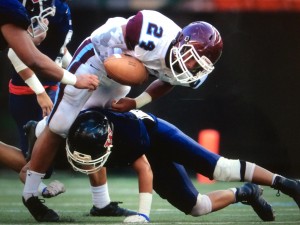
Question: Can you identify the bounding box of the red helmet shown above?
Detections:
[169,21,223,86]
[181,21,223,65]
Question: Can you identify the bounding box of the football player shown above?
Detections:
[8,0,73,166]
[0,0,98,222]
[21,10,222,222]
[1,0,72,204]
[66,108,300,223]
[0,0,99,89]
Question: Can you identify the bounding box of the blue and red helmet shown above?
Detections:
[66,110,113,174]
[21,0,56,37]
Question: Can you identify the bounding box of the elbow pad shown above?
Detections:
[7,49,28,73]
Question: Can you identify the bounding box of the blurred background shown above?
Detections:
[1,0,300,177]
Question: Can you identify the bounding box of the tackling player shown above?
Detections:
[0,0,98,222]
[21,10,223,222]
[7,0,73,165]
[66,108,300,223]
[0,0,99,90]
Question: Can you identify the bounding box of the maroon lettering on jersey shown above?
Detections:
[125,11,143,50]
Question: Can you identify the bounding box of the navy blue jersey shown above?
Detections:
[89,109,221,214]
[90,109,152,167]
[0,0,30,50]
[92,109,221,175]
[10,0,72,86]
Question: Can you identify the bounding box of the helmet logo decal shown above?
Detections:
[104,126,113,148]
[184,36,190,43]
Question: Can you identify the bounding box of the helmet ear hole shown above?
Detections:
[66,110,113,174]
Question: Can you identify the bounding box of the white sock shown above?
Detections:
[23,170,45,201]
[35,117,47,137]
[38,182,48,195]
[230,188,237,202]
[91,183,110,209]
[138,193,152,217]
[271,174,282,185]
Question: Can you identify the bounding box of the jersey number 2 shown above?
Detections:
[139,23,163,51]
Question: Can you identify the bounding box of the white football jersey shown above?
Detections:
[125,10,183,86]
[89,10,185,87]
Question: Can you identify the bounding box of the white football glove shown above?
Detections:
[42,180,66,198]
[123,214,150,223]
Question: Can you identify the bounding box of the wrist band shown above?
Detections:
[61,69,77,85]
[25,74,45,95]
[135,92,152,108]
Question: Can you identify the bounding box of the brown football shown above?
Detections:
[104,54,148,86]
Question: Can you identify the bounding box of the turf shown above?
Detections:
[0,169,299,225]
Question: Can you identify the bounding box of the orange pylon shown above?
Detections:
[197,129,220,184]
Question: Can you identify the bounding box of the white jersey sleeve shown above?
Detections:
[90,17,128,62]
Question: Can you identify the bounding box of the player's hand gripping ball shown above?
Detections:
[104,54,148,86]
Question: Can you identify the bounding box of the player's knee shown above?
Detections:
[213,157,255,182]
[190,194,212,216]
[35,116,47,137]
[48,120,71,138]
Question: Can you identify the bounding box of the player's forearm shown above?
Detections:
[31,52,64,80]
[134,79,174,108]
[145,79,174,100]
[4,24,77,85]
[28,53,77,85]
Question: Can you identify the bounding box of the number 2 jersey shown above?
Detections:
[89,10,189,87]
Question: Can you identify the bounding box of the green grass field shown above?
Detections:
[0,169,299,225]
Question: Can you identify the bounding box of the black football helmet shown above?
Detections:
[66,110,113,174]
[22,0,56,37]
[169,21,223,86]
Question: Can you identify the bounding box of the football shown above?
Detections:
[104,54,148,86]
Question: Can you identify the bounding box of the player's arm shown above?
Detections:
[1,23,99,90]
[124,155,152,223]
[61,48,73,69]
[111,79,174,112]
[7,48,53,117]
